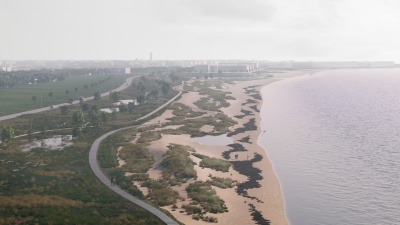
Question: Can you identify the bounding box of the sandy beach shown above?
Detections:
[123,70,311,224]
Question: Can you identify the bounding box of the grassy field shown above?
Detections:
[0,73,185,224]
[0,74,129,116]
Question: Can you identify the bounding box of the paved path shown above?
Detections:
[0,75,183,224]
[0,76,138,122]
[89,85,183,225]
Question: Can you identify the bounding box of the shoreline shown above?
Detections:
[255,69,321,224]
[122,70,313,224]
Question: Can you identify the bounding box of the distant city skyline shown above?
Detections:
[1,0,400,62]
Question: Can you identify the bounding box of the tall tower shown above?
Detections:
[150,52,153,61]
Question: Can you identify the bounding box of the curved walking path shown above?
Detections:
[89,84,183,225]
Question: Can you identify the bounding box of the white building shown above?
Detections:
[194,62,258,73]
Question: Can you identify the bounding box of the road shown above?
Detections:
[89,86,182,225]
[0,75,183,224]
[0,76,138,122]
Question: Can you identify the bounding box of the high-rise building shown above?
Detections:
[150,52,153,61]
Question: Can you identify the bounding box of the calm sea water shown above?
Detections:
[259,69,400,225]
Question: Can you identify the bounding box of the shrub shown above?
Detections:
[161,144,197,182]
[200,157,231,172]
[141,180,179,206]
[137,131,162,143]
[186,181,226,214]
[207,177,234,189]
[119,143,154,173]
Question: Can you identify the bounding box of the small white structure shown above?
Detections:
[113,99,139,106]
[100,108,119,113]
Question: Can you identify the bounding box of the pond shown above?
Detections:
[21,135,73,152]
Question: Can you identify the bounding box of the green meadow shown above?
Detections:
[0,74,129,116]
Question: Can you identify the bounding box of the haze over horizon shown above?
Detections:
[1,0,400,62]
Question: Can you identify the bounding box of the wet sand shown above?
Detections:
[124,70,311,224]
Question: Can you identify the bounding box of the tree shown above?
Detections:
[84,84,89,89]
[137,94,145,104]
[68,98,73,104]
[65,90,70,95]
[1,125,15,144]
[119,103,128,112]
[149,90,159,99]
[31,96,37,104]
[94,91,101,101]
[72,127,80,137]
[60,105,69,115]
[100,112,109,123]
[74,87,79,92]
[161,83,170,97]
[110,91,119,102]
[90,113,102,127]
[127,102,135,113]
[91,104,99,112]
[48,92,54,98]
[72,110,85,127]
[81,103,90,111]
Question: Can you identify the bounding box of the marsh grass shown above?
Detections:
[119,143,155,173]
[193,153,231,172]
[136,131,162,143]
[141,180,179,206]
[207,177,235,189]
[161,113,236,137]
[189,80,236,112]
[186,181,227,214]
[161,144,197,182]
[169,102,205,118]
[0,74,187,224]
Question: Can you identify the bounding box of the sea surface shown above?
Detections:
[259,69,400,225]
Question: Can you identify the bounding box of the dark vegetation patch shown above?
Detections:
[250,93,262,100]
[249,105,260,113]
[161,144,197,182]
[231,153,263,197]
[238,135,252,144]
[234,109,254,119]
[249,203,271,225]
[186,181,227,214]
[228,118,257,137]
[244,85,260,94]
[222,143,247,160]
[241,99,257,106]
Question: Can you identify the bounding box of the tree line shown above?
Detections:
[0,68,109,89]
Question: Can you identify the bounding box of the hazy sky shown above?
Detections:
[1,0,400,61]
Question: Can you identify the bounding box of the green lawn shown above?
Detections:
[0,74,129,116]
